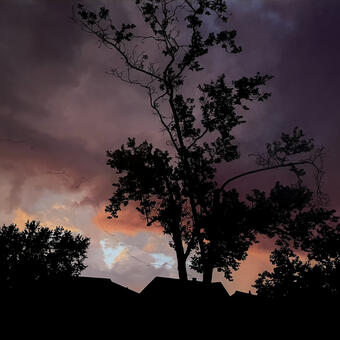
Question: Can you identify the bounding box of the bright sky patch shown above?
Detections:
[100,239,126,269]
[151,253,175,269]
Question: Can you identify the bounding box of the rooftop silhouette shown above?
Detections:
[140,276,230,302]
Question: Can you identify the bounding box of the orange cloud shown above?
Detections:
[217,243,274,295]
[143,240,159,253]
[13,208,35,230]
[12,208,81,233]
[93,204,162,236]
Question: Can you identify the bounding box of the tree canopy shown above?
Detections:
[254,218,340,300]
[0,220,90,288]
[74,0,330,283]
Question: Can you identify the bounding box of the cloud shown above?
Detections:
[92,203,162,236]
[143,235,168,253]
[84,238,178,292]
[2,0,340,214]
[0,0,165,217]
[216,241,274,294]
[13,208,35,230]
[150,253,175,269]
[100,239,126,269]
[12,207,81,233]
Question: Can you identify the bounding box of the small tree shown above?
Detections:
[74,1,325,282]
[0,220,90,288]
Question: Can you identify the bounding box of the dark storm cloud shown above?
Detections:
[211,0,340,208]
[1,0,340,215]
[263,0,340,207]
[0,0,156,211]
[260,0,340,138]
[0,1,83,116]
[0,114,101,209]
[1,1,87,204]
[231,0,340,130]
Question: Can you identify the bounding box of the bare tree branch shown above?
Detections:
[220,160,319,192]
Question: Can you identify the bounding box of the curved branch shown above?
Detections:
[220,160,319,192]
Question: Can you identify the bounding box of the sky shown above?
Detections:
[1,0,340,294]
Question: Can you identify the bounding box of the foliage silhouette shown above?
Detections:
[0,220,90,289]
[74,1,325,283]
[254,219,340,301]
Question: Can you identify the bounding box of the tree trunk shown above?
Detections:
[176,253,188,281]
[171,222,188,281]
[202,265,213,284]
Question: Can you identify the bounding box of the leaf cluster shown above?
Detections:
[253,194,340,299]
[255,127,315,168]
[190,189,256,280]
[106,138,191,239]
[247,182,336,247]
[254,231,340,300]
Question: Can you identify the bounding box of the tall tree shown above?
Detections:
[0,220,90,288]
[74,1,324,282]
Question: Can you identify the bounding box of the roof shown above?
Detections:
[140,276,230,302]
[17,276,139,303]
[230,290,259,308]
[232,290,255,298]
[62,276,139,298]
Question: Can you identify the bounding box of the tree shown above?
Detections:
[0,220,90,288]
[253,198,340,300]
[73,1,325,282]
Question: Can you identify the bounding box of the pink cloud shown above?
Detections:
[92,203,162,236]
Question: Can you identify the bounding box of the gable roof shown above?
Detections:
[231,290,257,299]
[63,276,139,298]
[20,276,139,302]
[230,290,259,309]
[140,276,229,302]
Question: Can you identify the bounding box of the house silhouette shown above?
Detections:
[1,275,334,333]
[54,276,138,299]
[2,276,139,316]
[2,275,266,321]
[140,276,230,304]
[231,290,257,301]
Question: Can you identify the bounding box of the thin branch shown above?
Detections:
[78,19,164,82]
[147,88,180,153]
[184,0,196,12]
[187,128,208,150]
[102,35,163,81]
[220,160,319,192]
[132,34,165,43]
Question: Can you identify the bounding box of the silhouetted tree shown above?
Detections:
[0,220,90,288]
[253,200,340,300]
[73,1,324,282]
